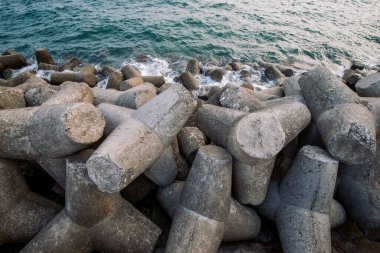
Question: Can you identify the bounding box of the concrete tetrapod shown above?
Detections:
[50,71,98,87]
[42,81,93,106]
[196,100,311,205]
[256,145,338,253]
[336,97,380,240]
[158,181,261,242]
[0,158,62,244]
[87,84,196,193]
[92,82,157,109]
[299,66,376,164]
[165,145,232,253]
[0,102,105,159]
[97,102,178,187]
[219,85,264,112]
[20,151,161,253]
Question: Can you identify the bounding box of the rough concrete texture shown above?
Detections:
[0,102,105,159]
[158,181,261,242]
[50,71,98,87]
[282,76,301,96]
[165,145,232,253]
[106,70,124,90]
[20,151,161,253]
[251,91,279,101]
[38,63,61,71]
[0,88,25,109]
[120,76,144,90]
[87,85,196,192]
[209,68,224,82]
[142,76,166,87]
[75,64,97,75]
[25,86,57,106]
[43,81,93,106]
[186,58,200,75]
[355,72,380,97]
[177,126,207,162]
[93,83,157,109]
[180,71,200,90]
[258,86,284,97]
[299,66,376,164]
[1,71,35,87]
[257,146,339,253]
[172,138,191,180]
[35,48,55,65]
[0,158,62,244]
[115,82,157,109]
[14,76,56,93]
[101,66,116,76]
[264,65,285,80]
[97,102,177,187]
[121,64,141,79]
[233,158,276,205]
[0,54,26,69]
[219,86,264,112]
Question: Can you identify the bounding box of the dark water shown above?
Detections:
[0,0,379,67]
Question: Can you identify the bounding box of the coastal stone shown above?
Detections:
[258,86,284,97]
[87,85,196,193]
[0,88,25,109]
[158,181,261,242]
[241,82,255,90]
[2,68,14,79]
[179,71,200,90]
[2,49,17,56]
[219,86,264,112]
[299,66,376,164]
[121,64,141,79]
[282,76,301,96]
[165,145,232,253]
[142,75,165,87]
[172,138,191,180]
[106,70,124,90]
[38,63,61,71]
[230,61,242,71]
[0,71,35,87]
[97,103,135,136]
[210,68,224,82]
[15,76,56,93]
[0,158,62,244]
[257,146,339,253]
[20,152,161,253]
[351,61,365,70]
[136,54,149,63]
[75,64,97,75]
[158,82,173,94]
[330,199,347,229]
[42,81,93,106]
[61,57,82,71]
[35,48,55,65]
[342,69,360,90]
[0,54,27,69]
[355,72,380,97]
[251,91,279,101]
[25,87,58,106]
[93,83,156,109]
[281,68,295,77]
[186,58,200,75]
[120,76,144,90]
[50,71,98,87]
[121,174,157,204]
[100,66,116,76]
[0,102,105,159]
[178,126,207,162]
[264,65,285,80]
[240,69,251,79]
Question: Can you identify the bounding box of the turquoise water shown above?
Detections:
[0,0,379,67]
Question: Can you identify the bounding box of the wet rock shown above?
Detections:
[179,71,199,90]
[186,58,200,75]
[142,76,166,87]
[50,71,98,87]
[121,64,141,79]
[0,88,25,109]
[355,72,380,97]
[0,54,27,69]
[106,70,124,90]
[35,48,55,65]
[120,77,144,90]
[220,86,264,112]
[282,76,301,96]
[230,61,242,71]
[264,65,285,81]
[240,69,252,79]
[210,68,225,82]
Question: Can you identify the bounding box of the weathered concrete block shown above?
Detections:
[257,145,339,253]
[25,86,57,106]
[0,158,62,244]
[74,64,97,75]
[100,66,116,76]
[172,138,191,180]
[121,64,141,79]
[257,86,284,97]
[0,54,26,69]
[264,65,285,81]
[186,58,200,75]
[177,126,207,162]
[120,76,144,90]
[355,72,380,97]
[38,62,61,71]
[106,70,124,90]
[299,66,376,164]
[0,88,25,109]
[219,86,264,112]
[180,71,200,90]
[165,145,232,253]
[50,71,98,87]
[0,71,35,87]
[93,83,156,109]
[0,102,105,159]
[43,81,93,106]
[35,48,55,65]
[209,68,224,82]
[87,85,196,192]
[20,152,161,253]
[282,76,301,96]
[142,76,165,87]
[158,181,261,242]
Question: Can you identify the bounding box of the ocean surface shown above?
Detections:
[1,0,379,84]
